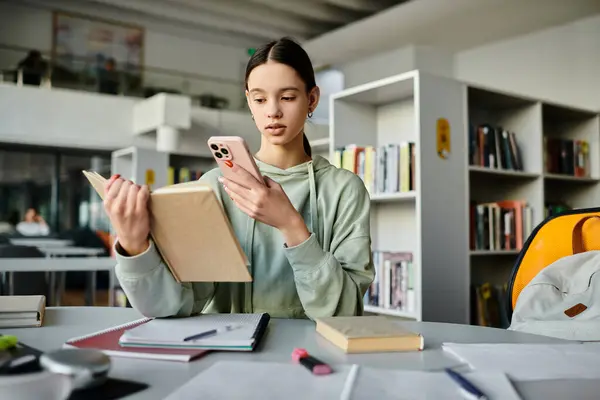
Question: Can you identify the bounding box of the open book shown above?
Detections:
[82,170,251,283]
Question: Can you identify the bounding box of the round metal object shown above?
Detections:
[39,348,111,390]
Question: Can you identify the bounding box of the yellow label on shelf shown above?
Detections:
[145,169,155,187]
[436,117,450,159]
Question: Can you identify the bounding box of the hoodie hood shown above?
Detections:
[254,154,333,176]
[254,155,334,242]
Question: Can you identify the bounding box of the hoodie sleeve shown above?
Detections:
[283,175,375,319]
[114,239,215,318]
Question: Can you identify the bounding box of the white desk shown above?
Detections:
[4,307,600,400]
[9,239,73,248]
[0,258,116,306]
[40,247,106,257]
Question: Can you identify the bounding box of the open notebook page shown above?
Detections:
[164,361,521,400]
[442,342,600,381]
[120,313,263,346]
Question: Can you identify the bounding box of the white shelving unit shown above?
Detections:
[466,84,600,325]
[330,70,469,324]
[111,146,170,191]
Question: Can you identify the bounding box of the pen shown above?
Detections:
[183,324,240,342]
[445,368,488,400]
[291,348,332,375]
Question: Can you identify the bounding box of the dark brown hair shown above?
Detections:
[245,37,315,157]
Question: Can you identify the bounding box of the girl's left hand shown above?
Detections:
[218,163,310,245]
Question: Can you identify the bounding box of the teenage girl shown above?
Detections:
[103,37,375,319]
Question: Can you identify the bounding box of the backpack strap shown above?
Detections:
[572,215,600,254]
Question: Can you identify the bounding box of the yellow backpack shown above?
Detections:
[506,208,600,319]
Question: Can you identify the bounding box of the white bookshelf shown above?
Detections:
[330,70,469,323]
[466,84,600,325]
[111,146,170,191]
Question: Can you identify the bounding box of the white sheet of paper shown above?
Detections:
[442,342,600,381]
[352,367,521,400]
[164,361,521,400]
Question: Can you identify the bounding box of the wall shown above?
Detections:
[454,14,600,110]
[0,83,136,150]
[335,13,600,111]
[0,83,218,156]
[0,1,249,109]
[337,46,416,88]
[336,45,454,89]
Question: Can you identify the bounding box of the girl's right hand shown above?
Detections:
[103,174,151,256]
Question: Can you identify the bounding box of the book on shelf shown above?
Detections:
[470,282,509,328]
[168,167,205,185]
[469,200,533,251]
[469,124,522,171]
[332,143,416,194]
[364,251,414,314]
[544,138,590,177]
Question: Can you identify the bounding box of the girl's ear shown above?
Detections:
[245,89,251,108]
[308,86,320,112]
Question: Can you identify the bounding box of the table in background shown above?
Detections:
[8,239,73,248]
[5,307,600,400]
[40,248,106,257]
[0,259,116,306]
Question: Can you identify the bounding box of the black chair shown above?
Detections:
[0,245,48,301]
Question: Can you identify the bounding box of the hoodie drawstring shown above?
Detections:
[244,216,256,313]
[308,161,318,243]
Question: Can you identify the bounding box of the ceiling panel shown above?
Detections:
[75,0,411,43]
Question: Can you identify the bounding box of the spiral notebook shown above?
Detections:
[118,313,271,351]
[64,318,209,362]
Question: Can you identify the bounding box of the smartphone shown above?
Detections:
[207,136,264,184]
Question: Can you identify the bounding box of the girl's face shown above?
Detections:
[246,60,319,148]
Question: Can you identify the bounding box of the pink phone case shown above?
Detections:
[207,136,264,184]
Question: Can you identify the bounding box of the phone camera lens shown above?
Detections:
[215,152,223,159]
[220,148,229,155]
[210,144,219,151]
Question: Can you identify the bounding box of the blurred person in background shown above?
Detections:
[17,50,47,86]
[98,57,120,95]
[16,207,50,236]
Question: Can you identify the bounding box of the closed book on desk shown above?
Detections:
[0,295,45,328]
[65,318,208,362]
[82,170,251,283]
[315,316,424,353]
[118,313,270,352]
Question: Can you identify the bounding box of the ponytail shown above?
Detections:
[302,133,312,157]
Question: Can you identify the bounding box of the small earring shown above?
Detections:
[308,111,313,118]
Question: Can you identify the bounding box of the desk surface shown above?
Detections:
[40,247,106,256]
[9,239,73,248]
[5,307,600,400]
[0,257,115,272]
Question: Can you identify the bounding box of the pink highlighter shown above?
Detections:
[291,348,332,375]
